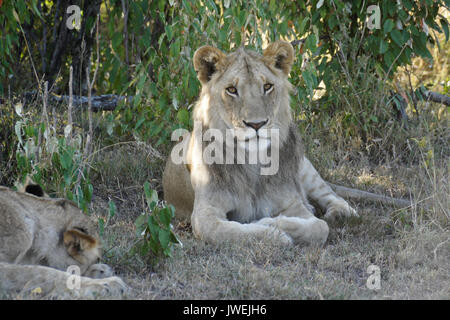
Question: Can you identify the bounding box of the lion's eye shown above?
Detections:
[263,83,273,94]
[226,86,238,96]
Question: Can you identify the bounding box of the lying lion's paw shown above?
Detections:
[84,263,114,279]
[81,276,128,298]
[324,198,358,222]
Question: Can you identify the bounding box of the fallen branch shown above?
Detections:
[23,91,132,112]
[328,183,412,208]
[52,93,131,112]
[423,90,450,106]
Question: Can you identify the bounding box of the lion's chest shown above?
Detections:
[228,177,301,223]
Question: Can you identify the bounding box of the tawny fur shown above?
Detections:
[163,41,358,246]
[0,183,127,299]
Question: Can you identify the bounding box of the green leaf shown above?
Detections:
[392,95,404,112]
[135,214,147,235]
[111,32,122,50]
[170,38,181,57]
[413,34,433,59]
[108,200,116,218]
[135,117,146,130]
[147,215,160,241]
[61,151,73,170]
[80,200,88,214]
[84,183,93,203]
[402,0,413,10]
[379,40,389,54]
[168,204,176,219]
[440,18,449,42]
[165,25,173,42]
[169,230,181,245]
[149,237,159,255]
[383,19,395,34]
[305,34,317,52]
[298,17,309,35]
[327,15,338,30]
[30,0,43,19]
[390,29,405,47]
[158,228,171,250]
[158,207,172,228]
[177,108,190,126]
[143,182,158,208]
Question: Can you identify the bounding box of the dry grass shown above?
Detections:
[87,123,449,300]
[1,52,448,300]
[1,108,447,300]
[1,91,447,300]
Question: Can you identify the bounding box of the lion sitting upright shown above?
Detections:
[0,179,127,299]
[163,41,358,246]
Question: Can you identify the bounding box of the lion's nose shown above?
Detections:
[243,119,268,131]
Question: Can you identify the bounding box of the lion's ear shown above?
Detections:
[193,45,227,84]
[24,183,45,197]
[63,229,98,258]
[262,41,294,76]
[19,176,46,197]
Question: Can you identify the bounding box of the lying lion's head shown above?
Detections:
[19,178,104,275]
[192,41,295,147]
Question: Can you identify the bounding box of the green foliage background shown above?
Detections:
[0,0,449,165]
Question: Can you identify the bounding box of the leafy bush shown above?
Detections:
[13,100,93,213]
[134,182,181,262]
[1,1,448,155]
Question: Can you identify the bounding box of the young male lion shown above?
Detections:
[0,180,127,299]
[163,41,358,246]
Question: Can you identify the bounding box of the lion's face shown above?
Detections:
[61,202,102,270]
[193,41,295,149]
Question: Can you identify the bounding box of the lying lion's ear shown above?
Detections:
[19,176,46,197]
[262,41,295,76]
[63,229,98,258]
[193,45,227,84]
[24,183,45,197]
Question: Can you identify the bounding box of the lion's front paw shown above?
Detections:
[81,276,129,298]
[257,218,294,246]
[324,198,358,222]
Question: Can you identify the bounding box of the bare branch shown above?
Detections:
[68,65,73,141]
[329,183,412,208]
[36,81,49,163]
[424,90,450,106]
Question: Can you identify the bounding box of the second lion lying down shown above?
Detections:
[163,41,358,246]
[0,180,127,298]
